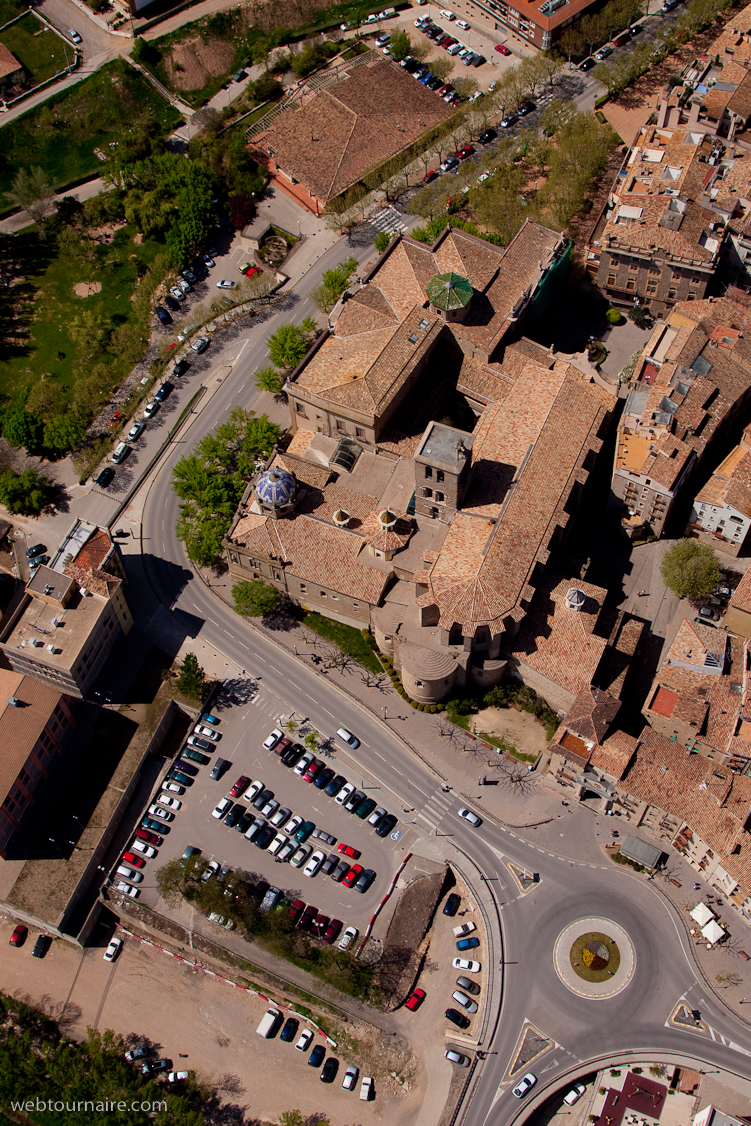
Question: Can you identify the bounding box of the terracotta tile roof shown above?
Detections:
[297,480,379,527]
[286,429,314,457]
[728,69,751,119]
[638,433,693,489]
[360,509,413,552]
[73,528,111,571]
[0,44,20,82]
[731,568,751,613]
[563,686,621,745]
[696,444,751,519]
[271,451,331,491]
[589,729,639,779]
[257,60,452,204]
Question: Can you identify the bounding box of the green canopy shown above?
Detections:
[425,271,473,312]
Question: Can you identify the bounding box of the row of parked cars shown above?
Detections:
[154,252,216,326]
[112,713,222,898]
[413,15,487,66]
[256,1006,373,1099]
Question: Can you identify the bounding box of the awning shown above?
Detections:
[690,902,715,926]
[701,918,725,944]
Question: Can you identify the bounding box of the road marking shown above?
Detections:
[322,708,334,718]
[269,664,281,673]
[224,630,234,638]
[256,655,267,663]
[289,682,301,690]
[392,767,403,776]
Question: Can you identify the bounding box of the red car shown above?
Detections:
[456,145,474,160]
[423,170,438,183]
[289,898,305,924]
[342,864,363,888]
[494,43,511,54]
[337,843,361,859]
[437,83,452,96]
[298,904,318,931]
[241,264,261,277]
[9,925,27,947]
[323,919,343,945]
[311,913,330,940]
[303,759,324,783]
[405,988,426,1011]
[122,852,145,869]
[230,775,250,798]
[134,828,161,845]
[442,36,456,48]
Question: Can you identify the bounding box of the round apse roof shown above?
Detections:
[426,271,473,311]
[256,467,296,507]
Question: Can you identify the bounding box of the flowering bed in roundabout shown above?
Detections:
[569,931,621,983]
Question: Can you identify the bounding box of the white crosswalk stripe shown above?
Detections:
[369,206,407,234]
[418,791,453,829]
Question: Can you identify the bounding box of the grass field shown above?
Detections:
[1,13,66,85]
[4,224,164,400]
[0,58,181,202]
[0,0,22,27]
[303,612,382,675]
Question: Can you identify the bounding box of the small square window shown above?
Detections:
[336,420,345,431]
[296,402,307,415]
[300,584,307,593]
[437,470,444,483]
[425,466,433,479]
[356,427,364,437]
[320,590,327,597]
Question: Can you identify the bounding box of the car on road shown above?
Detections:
[96,467,115,488]
[128,421,146,441]
[445,1049,470,1066]
[296,1029,314,1052]
[456,937,480,951]
[443,893,461,916]
[10,925,27,946]
[68,28,82,42]
[376,813,398,837]
[173,359,190,378]
[453,957,481,972]
[513,1073,537,1098]
[594,44,612,59]
[304,850,325,877]
[445,1007,469,1029]
[564,1084,586,1105]
[342,1064,359,1090]
[456,145,474,160]
[143,400,160,419]
[517,100,535,115]
[32,934,52,958]
[104,937,123,962]
[191,336,210,354]
[342,863,363,888]
[452,989,478,1013]
[213,797,232,820]
[440,155,459,172]
[290,844,312,868]
[354,868,375,893]
[337,843,361,859]
[339,925,358,951]
[280,1017,299,1042]
[217,279,237,289]
[457,807,482,827]
[230,776,250,798]
[405,988,426,1011]
[478,128,496,144]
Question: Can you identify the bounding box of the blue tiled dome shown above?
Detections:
[256,467,296,507]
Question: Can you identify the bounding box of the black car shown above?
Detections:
[321,852,338,875]
[314,767,335,790]
[26,542,47,560]
[280,1017,299,1042]
[236,810,255,834]
[443,893,461,916]
[478,128,496,144]
[168,768,193,786]
[210,757,230,781]
[321,1057,339,1083]
[154,306,172,325]
[164,294,180,312]
[445,1008,470,1029]
[175,759,199,776]
[355,797,377,820]
[281,743,304,767]
[254,825,275,849]
[325,774,347,797]
[354,868,375,894]
[427,75,442,89]
[224,803,242,829]
[471,53,486,66]
[253,788,274,810]
[32,934,51,958]
[403,57,419,72]
[142,1058,172,1075]
[96,466,115,489]
[308,1044,326,1068]
[155,381,174,402]
[517,100,535,115]
[173,359,190,378]
[376,813,398,838]
[580,56,596,70]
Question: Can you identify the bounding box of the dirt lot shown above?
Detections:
[469,706,549,758]
[164,36,237,91]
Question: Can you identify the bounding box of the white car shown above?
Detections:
[564,1084,586,1106]
[368,805,387,826]
[271,806,290,828]
[115,881,139,898]
[267,833,286,855]
[453,957,481,972]
[336,782,355,807]
[478,172,490,183]
[243,779,264,804]
[304,849,325,877]
[336,726,360,748]
[208,912,235,929]
[128,421,145,441]
[148,803,173,821]
[513,1073,536,1099]
[488,79,497,91]
[194,723,220,741]
[157,794,181,811]
[295,1029,313,1052]
[212,797,232,819]
[339,925,358,951]
[143,400,160,419]
[263,728,283,751]
[440,8,456,18]
[131,840,156,858]
[216,279,237,289]
[294,752,315,777]
[201,860,220,882]
[284,814,304,836]
[68,27,82,42]
[457,807,482,827]
[342,1064,359,1090]
[445,1049,470,1066]
[470,90,482,103]
[168,1071,189,1083]
[359,1076,373,1102]
[201,253,215,267]
[170,286,186,302]
[456,18,469,28]
[103,937,122,962]
[290,844,312,868]
[162,780,184,795]
[452,989,478,1013]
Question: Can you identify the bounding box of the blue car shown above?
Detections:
[420,71,434,84]
[154,306,172,325]
[142,816,169,834]
[280,1017,299,1042]
[200,713,220,726]
[456,936,479,951]
[308,1044,325,1068]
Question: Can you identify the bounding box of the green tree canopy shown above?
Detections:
[373,230,392,254]
[268,318,317,370]
[233,579,281,618]
[0,468,55,515]
[309,256,358,314]
[660,539,721,601]
[388,29,412,60]
[175,652,208,700]
[6,166,55,229]
[3,409,44,454]
[254,365,285,395]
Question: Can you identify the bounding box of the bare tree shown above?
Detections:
[499,761,537,797]
[358,667,385,688]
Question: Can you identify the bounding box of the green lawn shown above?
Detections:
[0,0,22,27]
[303,611,382,674]
[1,14,65,84]
[3,224,164,400]
[0,58,180,202]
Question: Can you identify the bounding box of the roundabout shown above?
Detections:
[554,917,636,999]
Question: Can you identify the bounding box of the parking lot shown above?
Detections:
[115,683,410,937]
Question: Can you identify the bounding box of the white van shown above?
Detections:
[116,865,143,883]
[111,442,130,464]
[256,1007,282,1038]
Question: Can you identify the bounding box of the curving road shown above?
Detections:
[126,235,751,1126]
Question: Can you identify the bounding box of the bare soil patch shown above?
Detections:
[469,705,549,757]
[73,280,102,298]
[164,36,236,91]
[378,869,446,1010]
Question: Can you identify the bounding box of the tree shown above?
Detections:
[428,55,454,82]
[453,76,479,100]
[0,468,55,515]
[254,365,285,395]
[43,414,87,456]
[374,230,392,254]
[233,579,281,618]
[660,539,721,601]
[309,256,358,314]
[388,29,411,60]
[175,652,208,700]
[6,167,55,230]
[131,35,159,65]
[227,193,255,230]
[268,318,317,369]
[2,408,43,453]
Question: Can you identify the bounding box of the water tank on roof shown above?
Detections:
[565,588,586,612]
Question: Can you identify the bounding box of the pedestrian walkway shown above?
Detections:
[368,206,408,235]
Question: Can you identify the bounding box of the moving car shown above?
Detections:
[68,28,82,42]
[209,757,230,780]
[104,937,123,962]
[405,988,426,1011]
[336,727,360,748]
[513,1073,537,1098]
[457,807,482,827]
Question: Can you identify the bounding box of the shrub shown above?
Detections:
[605,307,623,324]
[453,698,477,716]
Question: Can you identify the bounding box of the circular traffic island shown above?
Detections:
[554,917,634,1000]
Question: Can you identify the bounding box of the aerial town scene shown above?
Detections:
[8,0,751,1119]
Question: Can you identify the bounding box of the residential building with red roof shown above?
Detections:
[690,425,751,555]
